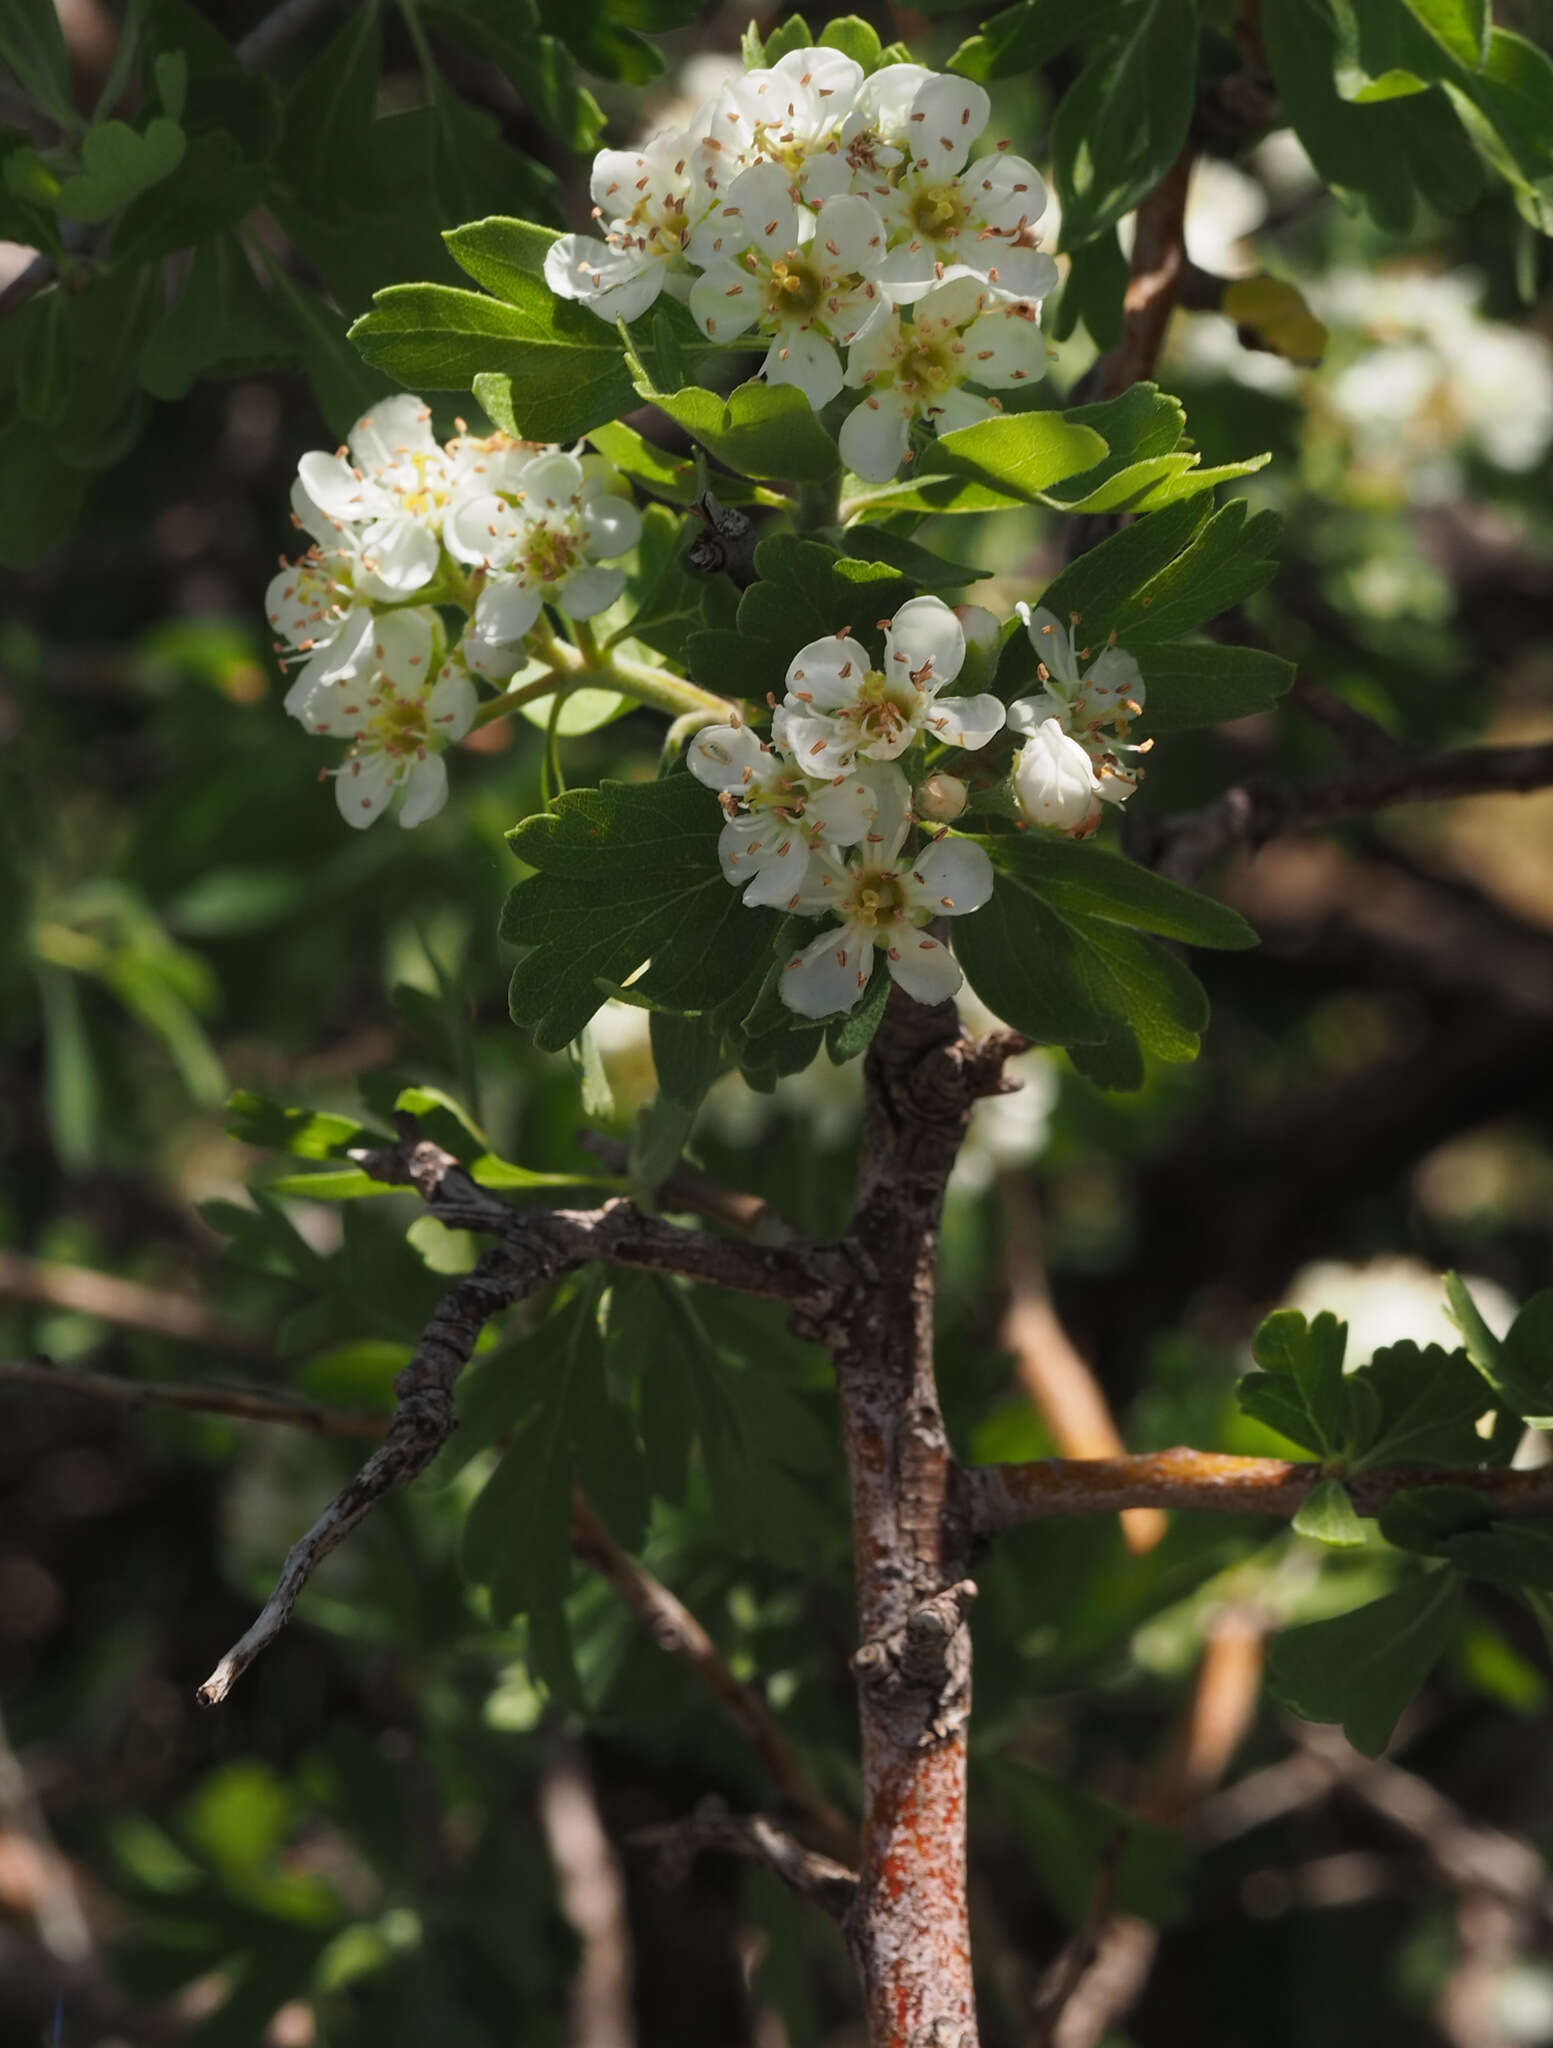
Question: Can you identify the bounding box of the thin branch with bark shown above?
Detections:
[0,1355,382,1437]
[629,1800,858,1920]
[0,1249,273,1360]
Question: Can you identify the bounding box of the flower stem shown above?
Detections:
[469,632,731,732]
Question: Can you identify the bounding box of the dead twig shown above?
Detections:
[0,1250,272,1361]
[629,1799,857,1921]
[0,1355,384,1439]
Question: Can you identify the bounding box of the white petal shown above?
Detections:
[814,193,886,276]
[781,921,874,1017]
[297,450,382,525]
[885,929,963,1005]
[779,710,854,777]
[591,147,669,212]
[544,235,663,324]
[913,273,992,335]
[873,240,940,304]
[445,489,523,568]
[723,161,799,257]
[1012,720,1102,832]
[556,563,626,619]
[742,830,811,908]
[908,75,989,175]
[929,388,997,435]
[961,304,1047,388]
[979,246,1059,301]
[761,326,842,409]
[373,608,438,689]
[426,665,477,742]
[844,306,904,388]
[581,494,642,559]
[520,452,585,510]
[1083,645,1145,714]
[820,279,885,345]
[858,762,913,862]
[770,45,865,107]
[689,722,767,791]
[289,475,338,547]
[335,750,398,828]
[926,691,1006,750]
[967,152,1048,233]
[350,394,436,470]
[689,261,763,342]
[885,595,965,690]
[786,635,868,711]
[1019,604,1081,690]
[1007,690,1068,737]
[264,562,338,650]
[398,752,449,829]
[311,604,376,685]
[461,619,524,681]
[905,837,994,916]
[358,514,439,595]
[852,64,934,143]
[839,390,915,482]
[475,577,543,645]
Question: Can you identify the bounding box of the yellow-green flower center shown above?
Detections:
[897,336,957,397]
[370,694,429,758]
[766,252,824,318]
[846,867,908,927]
[911,182,965,241]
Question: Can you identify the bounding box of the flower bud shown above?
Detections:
[1011,719,1102,836]
[953,603,1003,694]
[916,772,969,823]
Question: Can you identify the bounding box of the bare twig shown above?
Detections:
[0,1355,384,1439]
[999,1176,1165,1557]
[965,1449,1553,1533]
[1076,148,1196,406]
[0,1250,272,1360]
[570,1490,852,1857]
[1153,739,1553,885]
[197,1129,845,1705]
[629,1799,857,1921]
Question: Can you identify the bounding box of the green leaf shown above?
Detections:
[1293,1478,1367,1547]
[953,877,1108,1049]
[760,14,813,64]
[137,236,296,400]
[1268,1572,1463,1756]
[1381,1490,1553,1588]
[503,777,783,1052]
[1131,643,1295,732]
[637,376,840,483]
[1066,917,1210,1066]
[278,0,381,209]
[818,15,881,70]
[974,833,1258,950]
[1052,0,1197,249]
[1239,1309,1351,1458]
[649,1009,722,1109]
[1357,1341,1516,1470]
[56,116,186,224]
[835,525,988,589]
[426,0,604,150]
[392,1084,610,1191]
[227,1090,375,1160]
[0,0,77,126]
[948,0,1130,82]
[1049,225,1128,349]
[1262,0,1417,234]
[1109,503,1283,646]
[1402,0,1487,67]
[687,533,908,703]
[826,952,890,1063]
[1033,496,1214,643]
[1447,1273,1553,1428]
[262,255,395,438]
[931,410,1112,503]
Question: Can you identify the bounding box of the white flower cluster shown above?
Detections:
[545,49,1058,482]
[265,396,641,828]
[1007,607,1148,838]
[688,595,1002,1017]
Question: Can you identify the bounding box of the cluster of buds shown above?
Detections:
[1006,606,1149,838]
[265,397,639,827]
[546,47,1057,481]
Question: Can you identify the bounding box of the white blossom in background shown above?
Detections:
[1008,604,1149,822]
[687,720,910,908]
[445,449,641,654]
[1281,1256,1516,1370]
[839,274,1048,481]
[779,594,1004,774]
[780,786,995,1015]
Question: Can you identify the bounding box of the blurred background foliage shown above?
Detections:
[4,0,1553,2043]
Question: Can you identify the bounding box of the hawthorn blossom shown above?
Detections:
[778,594,1005,775]
[1011,719,1104,836]
[779,798,994,1016]
[445,451,641,653]
[263,550,376,713]
[694,45,866,201]
[1009,604,1149,805]
[839,274,1048,481]
[292,396,461,601]
[687,720,909,908]
[282,606,444,737]
[687,163,888,406]
[327,648,479,831]
[544,132,704,324]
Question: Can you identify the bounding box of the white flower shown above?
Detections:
[544,131,705,324]
[687,162,888,407]
[292,395,460,602]
[839,273,1047,481]
[689,719,909,908]
[445,451,641,652]
[1010,718,1103,836]
[1009,604,1148,804]
[263,548,378,713]
[283,606,443,735]
[779,799,994,1016]
[691,46,865,202]
[778,594,1005,774]
[843,72,1056,303]
[326,647,479,831]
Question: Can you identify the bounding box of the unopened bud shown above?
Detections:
[916,773,968,822]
